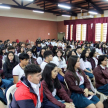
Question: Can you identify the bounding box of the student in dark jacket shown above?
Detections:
[1,51,18,91]
[89,49,98,70]
[65,55,103,108]
[93,55,108,96]
[42,63,75,108]
[10,64,43,108]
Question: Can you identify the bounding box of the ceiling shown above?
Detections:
[1,0,108,16]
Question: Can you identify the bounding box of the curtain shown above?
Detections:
[68,25,70,41]
[72,24,76,41]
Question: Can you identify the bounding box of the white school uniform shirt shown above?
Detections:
[62,44,65,50]
[70,45,75,49]
[45,42,50,46]
[51,42,55,46]
[54,43,57,46]
[80,58,92,70]
[51,56,67,69]
[96,48,103,55]
[76,71,84,85]
[40,61,48,72]
[100,65,105,70]
[17,53,21,56]
[41,43,46,48]
[92,57,98,68]
[37,57,44,65]
[58,43,62,47]
[28,81,41,108]
[52,89,57,97]
[12,64,25,81]
[77,53,81,58]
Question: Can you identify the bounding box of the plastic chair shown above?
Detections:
[95,89,107,102]
[6,84,17,107]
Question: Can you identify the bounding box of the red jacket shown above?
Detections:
[93,65,108,88]
[10,77,43,108]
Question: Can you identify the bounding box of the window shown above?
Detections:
[82,24,87,41]
[95,23,101,41]
[66,25,69,40]
[76,24,87,41]
[70,25,73,40]
[102,23,107,42]
[76,24,81,40]
[95,23,107,42]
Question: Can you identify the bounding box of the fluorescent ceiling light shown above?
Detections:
[58,4,71,9]
[33,10,44,13]
[23,0,33,1]
[0,5,11,9]
[88,11,98,15]
[62,15,71,17]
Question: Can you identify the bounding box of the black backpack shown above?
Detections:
[103,99,108,108]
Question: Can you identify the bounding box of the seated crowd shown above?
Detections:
[0,38,108,108]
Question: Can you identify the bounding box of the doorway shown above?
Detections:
[58,32,65,41]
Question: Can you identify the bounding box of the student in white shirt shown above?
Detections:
[96,44,103,56]
[37,48,46,65]
[80,49,94,79]
[40,50,53,72]
[70,41,75,49]
[13,53,29,84]
[52,49,67,70]
[17,47,24,56]
[31,46,37,59]
[76,46,82,58]
[41,40,46,48]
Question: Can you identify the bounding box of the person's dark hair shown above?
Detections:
[89,49,96,58]
[39,48,46,60]
[67,50,75,59]
[26,49,32,54]
[31,46,37,57]
[52,46,58,56]
[19,47,24,53]
[67,55,82,85]
[6,51,18,70]
[56,49,63,60]
[24,64,41,78]
[101,44,106,54]
[76,46,81,50]
[0,47,6,55]
[8,46,15,51]
[42,63,61,92]
[81,44,84,49]
[26,43,30,46]
[0,40,2,43]
[19,53,29,60]
[44,50,53,58]
[98,55,107,65]
[66,46,71,49]
[96,44,101,49]
[80,49,88,61]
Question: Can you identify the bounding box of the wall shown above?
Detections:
[57,21,66,33]
[0,16,58,42]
